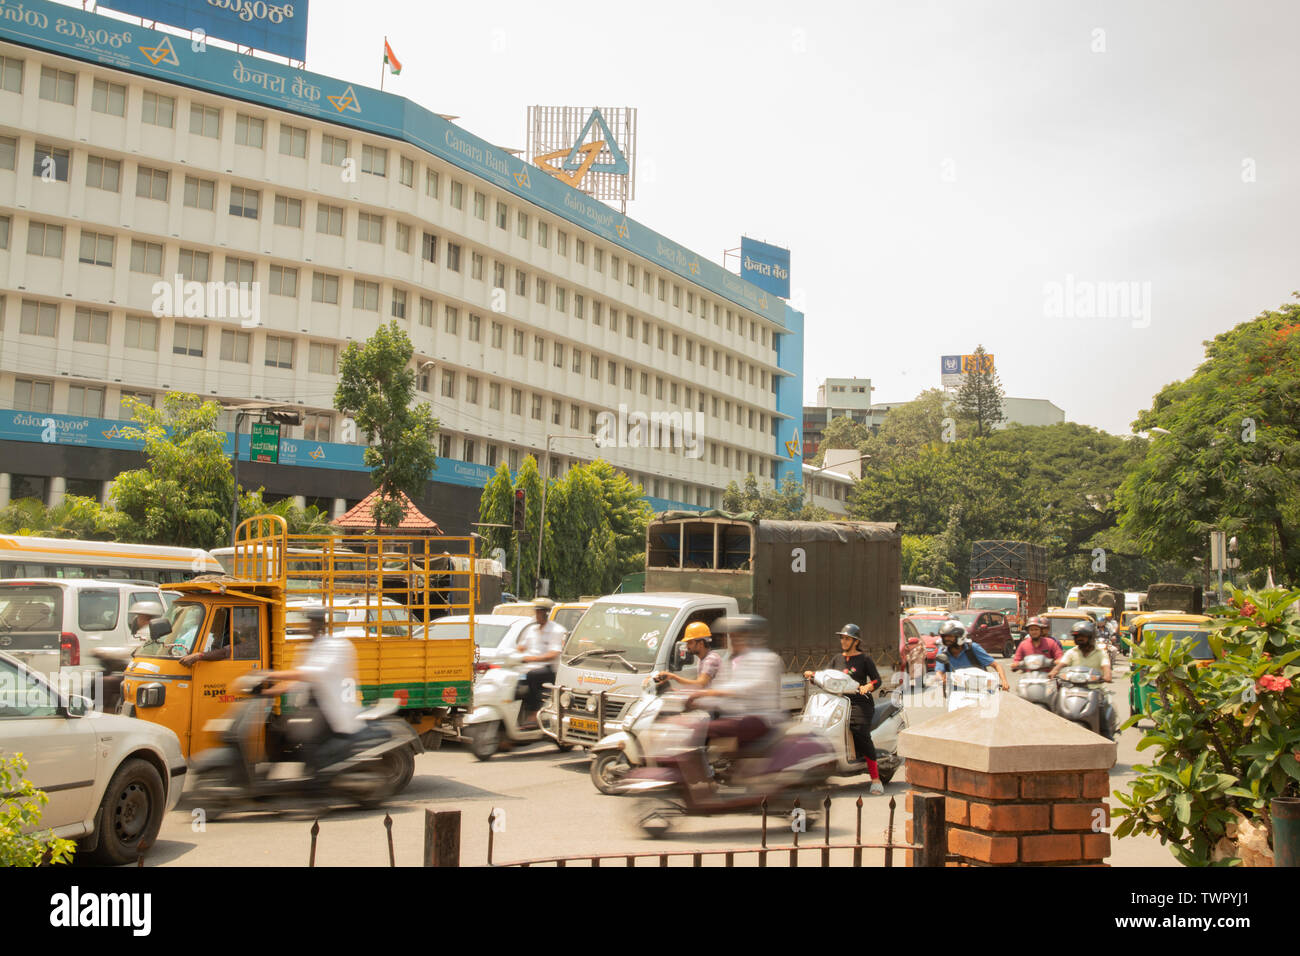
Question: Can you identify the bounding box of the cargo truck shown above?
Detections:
[540,512,901,750]
[968,540,1049,635]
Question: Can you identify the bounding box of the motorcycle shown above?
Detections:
[799,669,905,784]
[1053,666,1115,739]
[464,652,571,759]
[616,704,837,839]
[1012,653,1058,711]
[188,673,420,815]
[589,675,677,794]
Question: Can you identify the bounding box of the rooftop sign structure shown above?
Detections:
[100,0,310,62]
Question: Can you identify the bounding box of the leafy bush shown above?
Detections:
[0,753,77,866]
[1112,587,1300,865]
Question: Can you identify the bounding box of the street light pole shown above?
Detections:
[534,433,597,596]
[229,410,249,548]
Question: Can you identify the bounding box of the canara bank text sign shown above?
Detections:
[101,0,309,60]
[740,238,790,299]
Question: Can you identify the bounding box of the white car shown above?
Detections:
[0,579,168,686]
[0,650,186,865]
[425,614,534,673]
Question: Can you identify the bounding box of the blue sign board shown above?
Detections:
[100,0,309,61]
[740,238,790,300]
[0,0,790,329]
[941,355,962,376]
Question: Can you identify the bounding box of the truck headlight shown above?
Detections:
[136,683,165,708]
[558,690,572,709]
[586,695,599,714]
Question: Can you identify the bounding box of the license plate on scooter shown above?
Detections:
[569,717,599,734]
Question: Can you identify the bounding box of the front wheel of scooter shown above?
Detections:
[466,721,501,761]
[589,751,632,794]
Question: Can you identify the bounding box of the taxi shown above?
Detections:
[1127,612,1214,720]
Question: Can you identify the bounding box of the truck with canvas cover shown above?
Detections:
[1141,583,1203,615]
[119,516,478,760]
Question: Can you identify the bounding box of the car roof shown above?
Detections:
[0,578,161,591]
[1134,612,1211,625]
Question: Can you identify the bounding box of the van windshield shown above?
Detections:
[968,594,1018,613]
[561,603,674,672]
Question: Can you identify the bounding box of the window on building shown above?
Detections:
[141,90,174,127]
[353,280,380,311]
[229,186,259,219]
[511,388,522,415]
[446,243,461,271]
[491,321,504,349]
[178,248,210,282]
[15,378,53,413]
[492,261,506,289]
[535,278,548,304]
[20,300,57,337]
[173,322,206,357]
[302,413,331,441]
[124,315,158,350]
[489,383,501,410]
[357,212,384,243]
[85,155,121,192]
[512,329,525,355]
[224,256,254,285]
[425,168,439,197]
[279,123,307,157]
[316,203,344,236]
[514,269,527,296]
[396,222,411,252]
[556,288,567,312]
[134,165,169,201]
[39,67,75,105]
[495,201,507,229]
[531,394,542,420]
[0,135,15,171]
[189,104,220,138]
[444,306,459,334]
[607,360,617,385]
[184,175,215,210]
[400,156,415,187]
[450,180,463,209]
[468,313,481,342]
[439,434,452,458]
[78,230,114,267]
[557,231,568,255]
[473,191,486,219]
[32,143,70,181]
[308,341,336,374]
[462,439,476,463]
[269,264,298,296]
[574,294,584,319]
[91,78,126,116]
[361,144,387,177]
[321,134,348,166]
[466,377,480,405]
[517,212,528,239]
[537,221,548,248]
[67,385,105,418]
[265,335,294,369]
[440,369,457,398]
[551,399,562,426]
[274,195,303,228]
[553,342,564,368]
[26,221,63,258]
[312,272,340,304]
[419,297,433,327]
[130,239,163,275]
[421,231,438,263]
[220,329,250,363]
[0,55,24,94]
[234,113,264,148]
[470,252,484,280]
[533,336,544,361]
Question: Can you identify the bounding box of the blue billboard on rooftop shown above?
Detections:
[102,0,309,61]
[740,237,791,299]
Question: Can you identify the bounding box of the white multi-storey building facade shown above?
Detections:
[0,3,804,534]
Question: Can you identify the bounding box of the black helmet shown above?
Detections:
[938,620,965,640]
[714,614,768,645]
[836,623,862,645]
[1071,620,1097,642]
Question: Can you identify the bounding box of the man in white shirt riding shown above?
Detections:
[516,598,567,728]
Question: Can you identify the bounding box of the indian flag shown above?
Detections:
[384,38,402,75]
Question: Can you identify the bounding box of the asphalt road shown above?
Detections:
[141,657,1178,867]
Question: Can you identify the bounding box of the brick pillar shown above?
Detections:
[900,691,1116,866]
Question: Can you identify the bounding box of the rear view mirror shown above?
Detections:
[149,618,172,640]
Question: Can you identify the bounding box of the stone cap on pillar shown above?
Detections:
[899,692,1116,774]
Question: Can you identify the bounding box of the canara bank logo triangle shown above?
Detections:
[534,109,629,188]
[786,431,801,459]
[139,36,179,67]
[328,85,362,113]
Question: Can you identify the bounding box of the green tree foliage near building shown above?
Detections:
[0,495,115,539]
[477,462,515,567]
[901,532,960,592]
[1118,300,1300,585]
[110,393,236,549]
[954,345,1005,438]
[810,415,871,466]
[861,388,952,464]
[334,322,439,531]
[722,474,830,521]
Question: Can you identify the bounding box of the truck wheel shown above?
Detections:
[88,758,166,866]
[466,722,501,760]
[589,752,632,794]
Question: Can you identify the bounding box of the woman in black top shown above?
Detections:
[806,623,884,792]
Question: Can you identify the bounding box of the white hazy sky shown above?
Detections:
[140,0,1300,434]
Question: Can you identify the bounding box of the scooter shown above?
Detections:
[589,675,675,794]
[617,704,838,838]
[1012,653,1058,711]
[464,652,569,759]
[1053,666,1115,739]
[188,673,421,816]
[799,670,905,784]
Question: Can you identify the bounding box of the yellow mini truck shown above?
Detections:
[120,516,477,761]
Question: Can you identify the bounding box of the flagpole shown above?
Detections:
[380,35,385,91]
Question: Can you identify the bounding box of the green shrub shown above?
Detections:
[0,753,77,866]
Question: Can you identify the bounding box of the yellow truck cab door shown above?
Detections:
[188,604,265,758]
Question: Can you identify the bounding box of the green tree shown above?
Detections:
[810,415,871,466]
[722,474,830,521]
[1118,300,1300,584]
[334,322,440,531]
[512,455,545,598]
[955,345,1005,438]
[901,533,959,591]
[0,495,115,539]
[477,461,515,570]
[237,490,335,535]
[861,388,953,464]
[0,753,77,867]
[110,393,235,549]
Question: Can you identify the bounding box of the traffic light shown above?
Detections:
[266,410,302,426]
[512,489,526,532]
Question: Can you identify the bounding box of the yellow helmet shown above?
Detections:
[684,622,712,643]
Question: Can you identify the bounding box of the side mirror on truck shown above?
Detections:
[149,618,173,640]
[674,641,692,667]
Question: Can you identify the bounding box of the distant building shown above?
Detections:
[803,377,872,458]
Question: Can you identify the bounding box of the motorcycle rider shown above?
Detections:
[687,615,783,757]
[934,621,1011,692]
[804,623,884,795]
[515,598,566,729]
[1012,616,1063,669]
[128,600,165,642]
[656,621,724,689]
[1048,620,1112,683]
[262,606,363,769]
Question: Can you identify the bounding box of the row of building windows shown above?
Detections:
[0,54,779,352]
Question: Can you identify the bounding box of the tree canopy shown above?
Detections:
[722,474,830,521]
[955,345,1005,438]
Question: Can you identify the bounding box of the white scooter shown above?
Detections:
[464,652,568,759]
[799,670,906,784]
[589,676,679,794]
[1012,653,1058,711]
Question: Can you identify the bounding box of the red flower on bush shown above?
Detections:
[1257,674,1293,693]
[1241,602,1258,617]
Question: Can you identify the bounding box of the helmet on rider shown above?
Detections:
[937,619,966,650]
[836,623,862,649]
[714,614,768,646]
[1026,616,1048,633]
[1070,620,1097,648]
